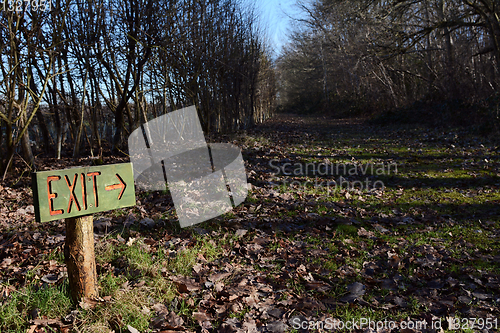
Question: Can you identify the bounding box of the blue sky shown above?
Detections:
[254,0,303,56]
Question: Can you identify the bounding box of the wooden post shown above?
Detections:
[32,164,135,303]
[64,215,98,303]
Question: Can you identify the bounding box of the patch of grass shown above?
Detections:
[472,259,500,274]
[95,237,120,265]
[288,278,306,295]
[123,240,155,278]
[76,287,153,332]
[75,232,231,330]
[166,236,225,276]
[268,240,280,251]
[321,259,338,273]
[0,281,72,333]
[100,273,127,295]
[336,224,358,237]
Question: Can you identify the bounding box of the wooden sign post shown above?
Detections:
[32,163,136,303]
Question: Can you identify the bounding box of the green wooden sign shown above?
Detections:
[32,163,136,222]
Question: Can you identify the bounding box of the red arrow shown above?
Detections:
[105,174,126,200]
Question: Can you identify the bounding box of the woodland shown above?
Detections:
[1,0,500,332]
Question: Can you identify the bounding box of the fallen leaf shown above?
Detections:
[126,237,136,246]
[235,229,248,238]
[170,275,200,293]
[358,227,375,238]
[127,325,140,333]
[208,272,231,282]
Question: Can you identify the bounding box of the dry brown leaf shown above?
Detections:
[170,275,200,293]
[30,318,64,326]
[197,253,207,262]
[208,272,231,282]
[215,281,225,292]
[192,263,204,274]
[243,291,259,308]
[358,227,375,238]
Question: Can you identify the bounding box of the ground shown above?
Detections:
[1,114,499,332]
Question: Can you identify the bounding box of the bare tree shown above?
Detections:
[277,0,499,119]
[0,6,68,175]
[0,0,276,174]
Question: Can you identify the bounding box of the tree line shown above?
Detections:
[277,0,499,123]
[0,0,276,177]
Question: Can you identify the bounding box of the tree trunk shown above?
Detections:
[2,141,15,180]
[64,215,98,303]
[55,107,63,159]
[36,111,51,154]
[438,0,456,98]
[29,62,51,154]
[73,72,88,158]
[19,112,35,170]
[2,121,14,178]
[424,0,434,98]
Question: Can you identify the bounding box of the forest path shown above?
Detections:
[1,113,499,332]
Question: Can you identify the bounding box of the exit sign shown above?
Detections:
[32,163,136,222]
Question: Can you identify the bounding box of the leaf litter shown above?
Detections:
[1,114,500,332]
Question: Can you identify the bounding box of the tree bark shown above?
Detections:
[64,215,98,303]
[438,0,456,98]
[19,112,35,170]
